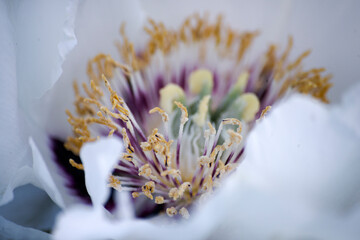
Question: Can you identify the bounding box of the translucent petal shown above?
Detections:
[80,137,124,207]
[0,0,33,205]
[0,185,60,231]
[7,0,77,111]
[0,216,50,240]
[192,92,360,239]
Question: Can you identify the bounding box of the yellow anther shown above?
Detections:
[140,142,152,151]
[155,196,165,204]
[166,207,177,217]
[161,169,181,178]
[138,164,157,180]
[202,175,213,192]
[174,101,188,125]
[215,160,226,177]
[121,128,134,153]
[179,207,190,219]
[207,122,216,135]
[199,156,213,167]
[142,181,155,200]
[69,159,84,170]
[108,175,122,191]
[169,182,191,201]
[169,188,180,201]
[227,129,242,144]
[178,182,191,195]
[223,118,243,133]
[132,192,140,198]
[149,107,169,122]
[234,72,249,91]
[193,95,211,126]
[188,69,213,94]
[159,84,185,113]
[239,93,260,122]
[210,145,225,159]
[260,106,271,119]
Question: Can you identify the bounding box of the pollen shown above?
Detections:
[155,196,165,204]
[166,207,178,217]
[69,158,84,170]
[179,207,190,219]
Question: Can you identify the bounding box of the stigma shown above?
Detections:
[63,14,331,218]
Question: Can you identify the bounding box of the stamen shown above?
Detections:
[142,181,155,200]
[166,207,177,217]
[179,207,190,219]
[155,196,165,204]
[259,106,272,120]
[132,192,140,198]
[69,158,84,170]
[108,175,122,191]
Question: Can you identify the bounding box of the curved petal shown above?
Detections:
[0,0,33,205]
[0,0,77,205]
[191,92,360,239]
[29,137,66,208]
[332,82,360,137]
[53,206,165,240]
[0,185,60,231]
[80,137,124,207]
[7,0,77,111]
[0,216,50,240]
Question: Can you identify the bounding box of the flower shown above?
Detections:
[0,0,359,239]
[54,11,333,219]
[53,88,360,239]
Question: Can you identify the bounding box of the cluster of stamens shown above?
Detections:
[63,14,331,218]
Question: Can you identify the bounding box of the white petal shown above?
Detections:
[0,216,50,240]
[80,137,124,207]
[241,94,360,212]
[53,206,149,240]
[53,91,360,239]
[0,0,34,205]
[192,92,360,238]
[29,137,66,208]
[0,184,60,231]
[331,82,360,137]
[54,205,190,240]
[7,0,77,111]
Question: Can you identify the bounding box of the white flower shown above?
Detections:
[53,88,360,239]
[0,0,359,239]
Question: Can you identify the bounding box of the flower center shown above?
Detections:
[63,14,331,218]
